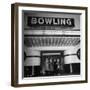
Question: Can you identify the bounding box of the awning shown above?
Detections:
[24,36,80,47]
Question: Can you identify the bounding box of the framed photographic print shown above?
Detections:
[11,3,88,87]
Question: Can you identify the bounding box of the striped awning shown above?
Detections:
[24,36,80,47]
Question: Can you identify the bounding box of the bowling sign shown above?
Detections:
[27,16,75,27]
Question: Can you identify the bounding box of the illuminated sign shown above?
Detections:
[77,49,80,59]
[27,16,75,27]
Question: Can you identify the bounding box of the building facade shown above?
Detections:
[23,11,80,77]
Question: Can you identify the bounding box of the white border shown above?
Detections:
[18,6,86,84]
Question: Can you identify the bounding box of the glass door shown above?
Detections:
[40,51,64,76]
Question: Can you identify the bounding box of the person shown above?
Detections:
[45,58,50,75]
[49,58,54,75]
[53,58,57,75]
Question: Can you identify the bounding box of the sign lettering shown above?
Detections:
[27,16,75,27]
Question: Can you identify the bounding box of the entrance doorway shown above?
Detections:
[40,51,64,76]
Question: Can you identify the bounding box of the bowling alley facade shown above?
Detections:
[11,3,87,87]
[24,11,80,77]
